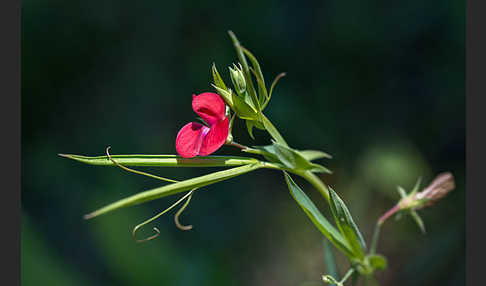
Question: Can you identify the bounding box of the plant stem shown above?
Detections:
[340,268,356,284]
[377,204,400,226]
[297,170,330,203]
[369,223,381,255]
[228,141,249,150]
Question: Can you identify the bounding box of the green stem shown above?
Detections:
[296,170,330,203]
[369,223,381,255]
[340,268,356,284]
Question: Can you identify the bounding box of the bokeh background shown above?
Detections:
[21,0,465,285]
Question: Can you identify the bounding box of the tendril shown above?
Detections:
[174,190,194,230]
[132,189,196,242]
[105,146,197,240]
[105,146,178,183]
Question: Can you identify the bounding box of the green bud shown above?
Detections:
[229,63,246,94]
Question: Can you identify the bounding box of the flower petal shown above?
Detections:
[192,92,226,126]
[199,117,229,156]
[175,122,210,158]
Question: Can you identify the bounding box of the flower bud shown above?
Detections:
[229,63,246,94]
[399,172,455,210]
[378,172,455,227]
[415,172,455,208]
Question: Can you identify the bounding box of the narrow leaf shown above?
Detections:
[254,142,331,173]
[328,187,366,258]
[246,120,256,140]
[84,163,264,219]
[211,63,228,91]
[59,154,259,168]
[300,150,333,161]
[242,47,268,106]
[284,172,354,257]
[228,31,260,112]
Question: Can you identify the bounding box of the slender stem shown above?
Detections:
[370,203,402,254]
[296,170,330,203]
[228,141,249,150]
[369,223,381,255]
[340,268,356,284]
[377,204,400,226]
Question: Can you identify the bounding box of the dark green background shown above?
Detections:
[21,1,465,285]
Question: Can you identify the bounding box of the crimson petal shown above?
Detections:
[192,92,226,126]
[199,117,230,156]
[175,122,210,158]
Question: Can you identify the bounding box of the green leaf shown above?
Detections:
[261,114,288,147]
[299,150,333,161]
[211,84,234,108]
[368,254,387,271]
[212,84,258,120]
[84,163,265,219]
[284,172,354,257]
[241,47,268,106]
[248,67,268,107]
[228,31,261,112]
[328,187,366,258]
[246,120,256,140]
[254,142,332,174]
[59,154,259,168]
[211,63,228,91]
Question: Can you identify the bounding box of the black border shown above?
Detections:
[0,0,21,285]
[0,0,477,285]
[466,0,484,284]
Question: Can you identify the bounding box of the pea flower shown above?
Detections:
[175,92,229,158]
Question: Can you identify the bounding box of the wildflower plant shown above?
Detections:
[60,31,455,285]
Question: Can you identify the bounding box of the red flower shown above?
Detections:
[176,92,229,158]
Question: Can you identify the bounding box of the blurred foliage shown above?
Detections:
[21,0,464,285]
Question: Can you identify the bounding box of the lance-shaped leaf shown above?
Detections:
[59,154,259,168]
[228,31,261,112]
[328,187,366,259]
[299,150,333,161]
[253,142,331,174]
[84,163,265,219]
[211,63,228,91]
[241,47,268,106]
[284,172,354,257]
